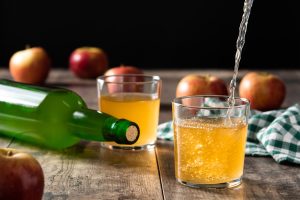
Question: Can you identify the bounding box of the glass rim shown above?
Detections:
[172,95,250,110]
[97,74,161,84]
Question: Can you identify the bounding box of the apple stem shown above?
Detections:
[25,44,31,49]
[7,150,13,156]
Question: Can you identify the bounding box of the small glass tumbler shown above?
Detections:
[97,74,161,150]
[172,95,250,188]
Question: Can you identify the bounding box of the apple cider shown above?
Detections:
[174,117,247,185]
[99,92,160,148]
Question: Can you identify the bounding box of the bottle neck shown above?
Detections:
[69,108,139,144]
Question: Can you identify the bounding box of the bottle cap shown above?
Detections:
[113,120,140,144]
[125,125,139,143]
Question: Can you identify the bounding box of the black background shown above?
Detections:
[0,0,299,69]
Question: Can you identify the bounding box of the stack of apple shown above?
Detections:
[9,46,144,84]
[8,46,286,111]
[176,72,286,111]
[9,46,109,84]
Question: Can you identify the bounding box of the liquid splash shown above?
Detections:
[228,0,254,107]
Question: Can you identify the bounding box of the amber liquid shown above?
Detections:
[174,117,247,184]
[99,93,160,147]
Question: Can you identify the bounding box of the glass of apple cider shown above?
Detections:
[172,95,250,188]
[97,74,161,150]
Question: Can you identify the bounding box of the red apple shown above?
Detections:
[69,47,108,79]
[176,74,228,97]
[9,47,51,84]
[104,65,143,76]
[239,72,286,111]
[0,148,44,200]
[104,65,144,93]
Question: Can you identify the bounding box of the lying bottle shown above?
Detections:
[0,79,140,149]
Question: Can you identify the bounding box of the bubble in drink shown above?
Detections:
[174,117,247,184]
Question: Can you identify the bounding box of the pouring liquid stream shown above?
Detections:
[227,0,254,122]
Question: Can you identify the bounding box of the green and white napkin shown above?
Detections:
[157,104,300,164]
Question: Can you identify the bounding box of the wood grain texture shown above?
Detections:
[156,141,300,200]
[8,141,163,200]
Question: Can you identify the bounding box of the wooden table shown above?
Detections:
[0,69,299,200]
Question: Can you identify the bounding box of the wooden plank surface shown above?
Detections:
[8,140,163,200]
[0,69,300,200]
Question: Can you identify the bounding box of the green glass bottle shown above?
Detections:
[0,79,140,149]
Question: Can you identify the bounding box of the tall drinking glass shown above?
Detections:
[172,95,250,188]
[97,74,161,150]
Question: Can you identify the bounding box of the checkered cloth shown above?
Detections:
[157,104,300,164]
